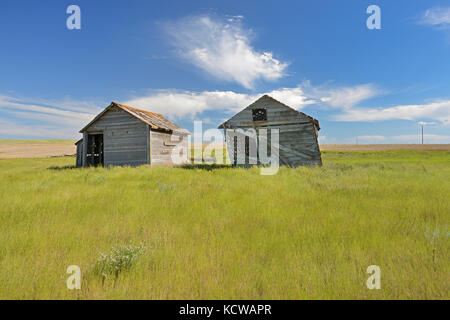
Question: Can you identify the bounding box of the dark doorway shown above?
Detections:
[233,136,238,166]
[87,134,104,166]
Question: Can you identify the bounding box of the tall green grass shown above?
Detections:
[0,151,448,299]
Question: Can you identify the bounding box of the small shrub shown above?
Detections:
[94,243,146,280]
[156,181,175,192]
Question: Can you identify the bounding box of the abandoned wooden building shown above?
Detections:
[76,102,189,167]
[218,95,322,167]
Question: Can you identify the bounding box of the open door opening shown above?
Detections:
[87,134,104,167]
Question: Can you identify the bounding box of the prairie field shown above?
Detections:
[0,146,449,299]
[0,139,76,159]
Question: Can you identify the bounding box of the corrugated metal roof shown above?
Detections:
[80,102,190,135]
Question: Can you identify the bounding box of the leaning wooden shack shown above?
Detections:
[218,95,322,167]
[76,102,189,167]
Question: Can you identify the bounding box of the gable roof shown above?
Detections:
[80,102,190,135]
[218,95,320,131]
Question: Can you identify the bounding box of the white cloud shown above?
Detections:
[334,100,450,125]
[266,87,317,108]
[125,90,253,118]
[418,121,437,126]
[0,95,100,139]
[322,84,381,109]
[0,86,316,138]
[0,118,79,139]
[0,96,95,122]
[357,135,387,142]
[164,15,288,88]
[302,83,382,109]
[2,84,449,141]
[421,7,450,27]
[124,86,316,119]
[124,83,379,120]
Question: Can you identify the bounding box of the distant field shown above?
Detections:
[0,139,449,159]
[0,150,448,299]
[0,139,76,145]
[321,144,450,151]
[0,139,76,159]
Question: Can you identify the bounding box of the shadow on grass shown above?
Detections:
[178,163,232,171]
[47,165,78,171]
[47,163,232,171]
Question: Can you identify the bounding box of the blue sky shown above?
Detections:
[0,0,449,143]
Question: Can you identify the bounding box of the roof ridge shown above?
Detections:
[113,102,163,116]
[80,102,190,134]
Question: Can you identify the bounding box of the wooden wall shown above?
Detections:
[223,96,322,167]
[150,131,189,166]
[75,141,83,168]
[81,105,189,167]
[84,106,149,167]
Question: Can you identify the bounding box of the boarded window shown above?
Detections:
[252,109,267,121]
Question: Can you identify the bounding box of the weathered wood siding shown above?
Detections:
[150,131,189,166]
[75,141,83,168]
[82,132,88,167]
[84,106,149,166]
[223,96,322,167]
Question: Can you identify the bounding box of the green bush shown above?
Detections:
[95,244,146,280]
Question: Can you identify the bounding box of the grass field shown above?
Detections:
[0,148,449,299]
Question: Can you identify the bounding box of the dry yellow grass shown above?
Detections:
[0,140,76,159]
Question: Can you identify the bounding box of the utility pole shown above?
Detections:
[421,124,424,145]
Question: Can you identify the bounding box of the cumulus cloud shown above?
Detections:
[266,87,317,108]
[3,83,449,140]
[334,100,450,125]
[0,83,355,138]
[125,90,253,118]
[124,86,316,119]
[420,7,450,27]
[124,83,381,119]
[164,15,288,88]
